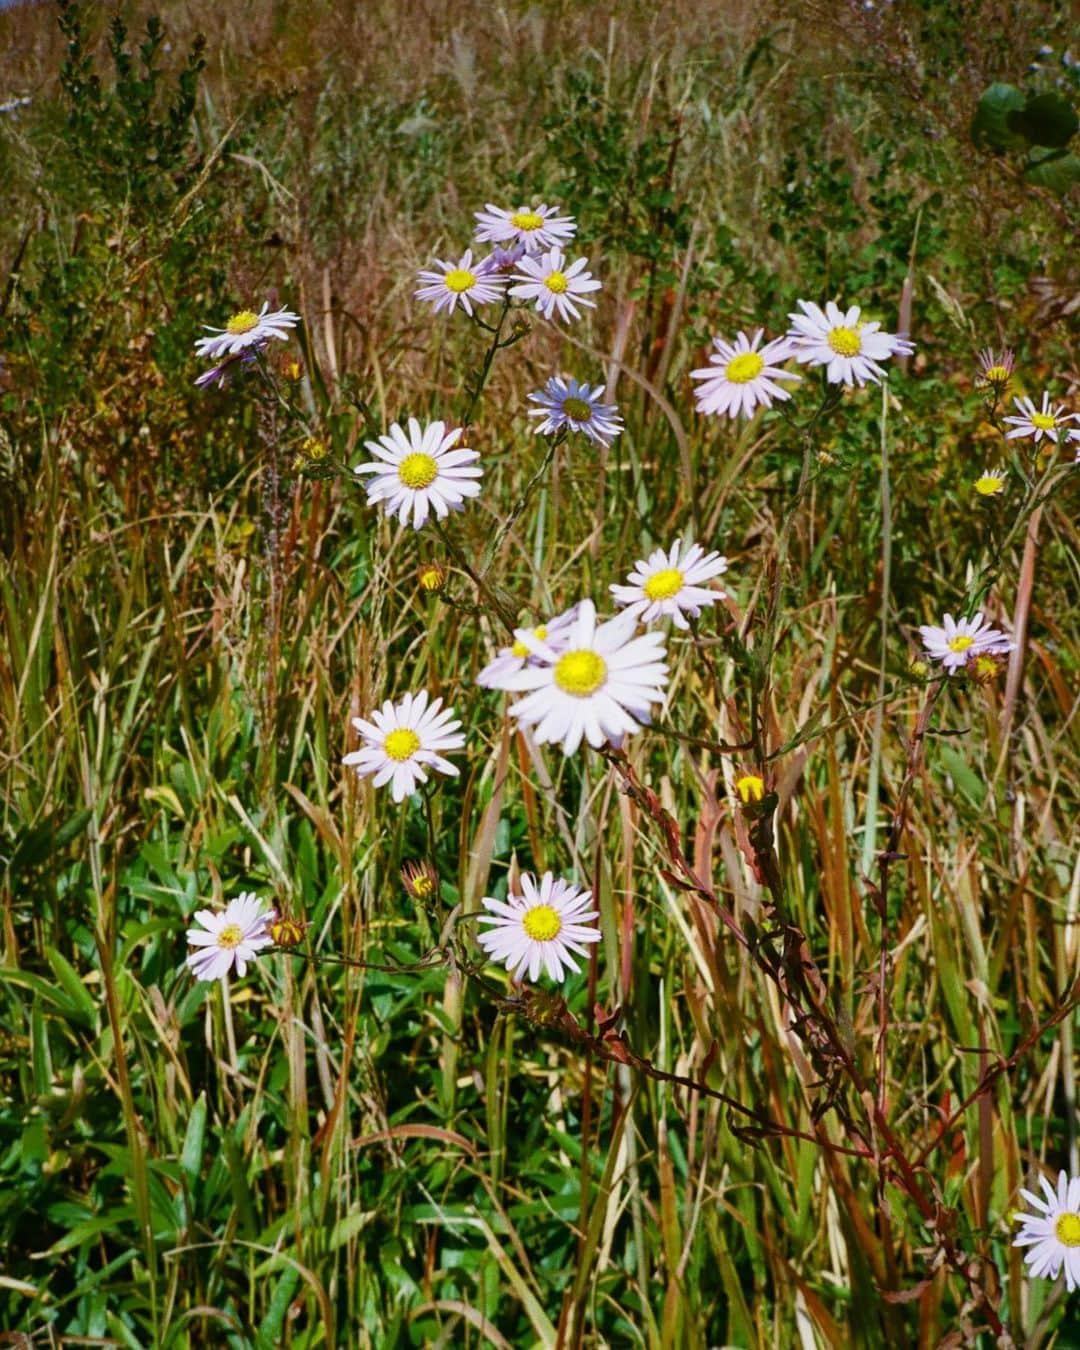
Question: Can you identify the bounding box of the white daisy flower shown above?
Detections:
[786,299,914,387]
[1003,392,1077,445]
[476,872,600,983]
[353,418,482,529]
[1013,1170,1080,1291]
[186,892,275,981]
[508,247,601,324]
[527,376,623,447]
[194,302,300,361]
[343,690,465,803]
[690,329,800,419]
[476,606,579,689]
[491,599,668,755]
[917,611,1013,674]
[610,539,729,631]
[473,203,577,253]
[414,248,507,317]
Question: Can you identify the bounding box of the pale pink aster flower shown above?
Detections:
[690,329,800,418]
[477,872,600,983]
[414,248,507,317]
[186,892,275,981]
[1003,392,1077,446]
[508,247,601,323]
[473,203,576,253]
[194,302,300,361]
[1013,1170,1080,1292]
[786,299,913,386]
[918,611,1013,674]
[610,539,729,630]
[343,691,465,803]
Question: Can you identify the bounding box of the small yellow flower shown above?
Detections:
[269,912,309,948]
[974,467,1006,497]
[735,773,765,804]
[281,357,304,381]
[401,860,439,901]
[909,657,930,679]
[969,653,1006,685]
[418,563,446,594]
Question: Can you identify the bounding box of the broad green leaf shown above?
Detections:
[1024,150,1080,194]
[1009,91,1079,148]
[971,82,1027,151]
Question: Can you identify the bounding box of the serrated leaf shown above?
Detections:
[1009,91,1078,148]
[971,83,1027,152]
[1024,150,1080,194]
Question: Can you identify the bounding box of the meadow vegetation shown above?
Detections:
[1,1,1078,1345]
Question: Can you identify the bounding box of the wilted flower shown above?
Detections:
[976,347,1014,394]
[269,912,310,948]
[418,562,447,593]
[477,872,600,983]
[401,860,439,900]
[735,773,766,804]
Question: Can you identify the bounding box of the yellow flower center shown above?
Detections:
[399,453,439,489]
[384,728,421,761]
[983,365,1009,384]
[1056,1213,1080,1247]
[1031,412,1056,431]
[554,649,607,697]
[510,625,547,659]
[302,437,327,461]
[735,774,765,804]
[545,271,569,294]
[827,326,862,357]
[726,351,765,384]
[974,474,1005,496]
[270,918,305,948]
[412,875,434,897]
[510,210,544,231]
[522,904,562,942]
[947,634,975,654]
[971,655,1000,681]
[419,566,444,592]
[218,923,243,949]
[643,568,684,601]
[444,268,476,293]
[562,396,593,421]
[225,310,260,335]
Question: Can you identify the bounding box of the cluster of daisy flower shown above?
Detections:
[690,299,915,421]
[193,302,300,389]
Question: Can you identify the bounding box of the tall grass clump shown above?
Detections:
[1,1,1078,1346]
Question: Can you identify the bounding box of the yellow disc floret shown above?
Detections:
[726,352,765,384]
[974,473,1005,496]
[827,326,862,357]
[226,310,260,335]
[1031,412,1056,431]
[510,210,544,231]
[444,268,476,293]
[562,397,593,421]
[384,729,421,761]
[735,774,765,804]
[218,923,243,949]
[1057,1213,1080,1247]
[554,649,607,697]
[399,453,439,489]
[644,568,684,601]
[522,903,562,942]
[545,271,568,294]
[947,634,975,654]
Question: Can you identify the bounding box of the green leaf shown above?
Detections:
[180,1092,207,1185]
[1009,91,1079,148]
[1024,150,1080,194]
[45,946,98,1028]
[971,83,1027,152]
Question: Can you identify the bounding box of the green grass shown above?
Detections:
[1,1,1079,1345]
